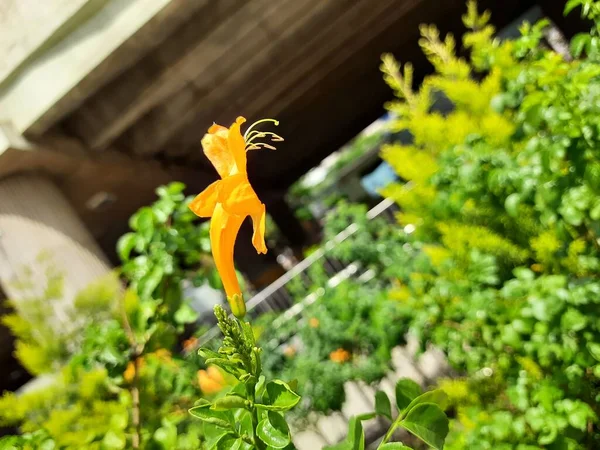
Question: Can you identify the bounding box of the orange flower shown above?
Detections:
[283,345,297,358]
[329,348,351,363]
[309,317,320,328]
[153,349,172,360]
[183,337,199,352]
[189,117,282,318]
[531,263,543,272]
[124,361,135,383]
[123,357,145,383]
[198,366,225,395]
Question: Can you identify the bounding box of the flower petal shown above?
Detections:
[228,116,247,175]
[251,203,267,254]
[210,204,245,299]
[202,117,247,178]
[202,126,235,178]
[189,180,221,217]
[218,174,263,216]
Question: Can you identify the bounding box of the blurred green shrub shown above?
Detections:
[377,1,600,448]
[0,183,222,449]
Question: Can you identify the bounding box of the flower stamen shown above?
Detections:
[243,119,283,152]
[243,118,280,139]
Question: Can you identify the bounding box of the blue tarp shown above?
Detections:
[360,161,398,197]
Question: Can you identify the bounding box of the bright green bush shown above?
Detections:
[0,183,219,449]
[256,280,410,422]
[378,1,600,448]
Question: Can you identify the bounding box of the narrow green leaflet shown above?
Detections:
[256,412,291,449]
[400,403,449,450]
[212,395,249,411]
[375,390,393,420]
[116,233,137,261]
[256,380,301,411]
[403,390,448,416]
[215,434,242,450]
[188,405,232,429]
[395,378,422,411]
[378,444,413,450]
[346,416,366,450]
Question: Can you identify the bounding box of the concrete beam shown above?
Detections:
[0,0,105,86]
[64,0,242,151]
[0,0,201,137]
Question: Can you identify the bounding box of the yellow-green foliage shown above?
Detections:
[530,230,561,267]
[379,8,517,255]
[437,222,528,265]
[0,368,129,448]
[2,264,121,375]
[381,144,438,183]
[379,1,600,448]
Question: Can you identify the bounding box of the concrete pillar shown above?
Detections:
[0,175,110,303]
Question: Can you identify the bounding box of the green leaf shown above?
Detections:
[564,0,583,15]
[157,182,186,199]
[153,420,177,448]
[215,434,242,450]
[138,265,164,300]
[256,412,291,449]
[102,430,126,449]
[256,380,301,411]
[256,375,267,398]
[561,308,588,332]
[404,390,449,415]
[346,416,365,450]
[400,403,449,450]
[212,395,249,411]
[379,444,412,450]
[174,302,199,324]
[117,232,137,261]
[375,390,393,420]
[588,342,600,362]
[591,199,600,220]
[505,193,521,218]
[189,405,233,428]
[199,348,224,360]
[130,207,155,241]
[395,378,422,411]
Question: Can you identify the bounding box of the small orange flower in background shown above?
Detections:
[189,117,282,318]
[282,345,297,358]
[329,348,351,363]
[124,361,136,382]
[123,357,145,383]
[154,349,172,361]
[197,366,226,395]
[308,317,320,328]
[531,263,543,272]
[182,337,198,352]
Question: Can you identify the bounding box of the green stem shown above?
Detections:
[378,413,405,447]
[247,384,266,450]
[252,406,266,450]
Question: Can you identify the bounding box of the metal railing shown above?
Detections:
[196,198,397,343]
[192,198,448,448]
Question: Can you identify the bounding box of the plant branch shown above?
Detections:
[378,411,406,447]
[120,298,143,449]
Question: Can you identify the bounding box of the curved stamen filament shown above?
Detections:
[247,142,277,151]
[246,131,284,146]
[244,118,284,152]
[243,118,280,140]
